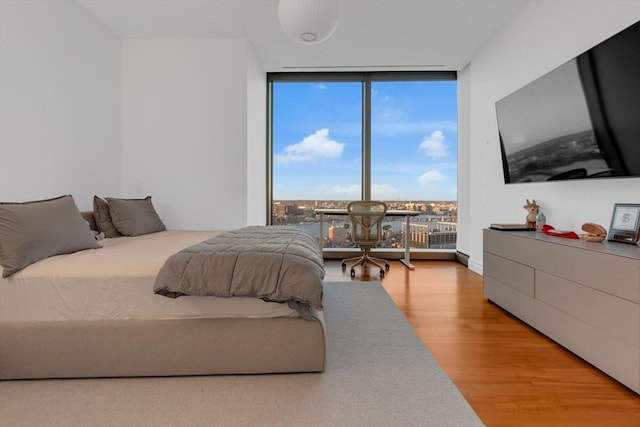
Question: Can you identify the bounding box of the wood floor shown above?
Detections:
[324,260,640,427]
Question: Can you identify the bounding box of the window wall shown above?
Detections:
[268,72,457,255]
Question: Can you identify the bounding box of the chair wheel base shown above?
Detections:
[350,268,356,277]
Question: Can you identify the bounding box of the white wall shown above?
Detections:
[122,39,261,230]
[246,44,267,226]
[464,0,640,273]
[456,63,472,258]
[7,1,637,246]
[0,0,121,211]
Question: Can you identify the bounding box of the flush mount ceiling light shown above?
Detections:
[278,0,338,44]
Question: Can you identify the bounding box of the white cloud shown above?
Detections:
[374,95,402,121]
[419,130,448,157]
[275,129,345,164]
[319,184,361,198]
[380,107,402,121]
[371,183,398,199]
[373,121,457,137]
[417,170,446,185]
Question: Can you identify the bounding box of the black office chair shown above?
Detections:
[341,201,390,278]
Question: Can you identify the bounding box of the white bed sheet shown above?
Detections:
[0,230,301,322]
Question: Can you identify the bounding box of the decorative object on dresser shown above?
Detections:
[483,228,640,394]
[580,222,607,242]
[535,209,546,232]
[523,199,540,229]
[608,203,640,244]
[541,224,580,239]
[489,223,536,231]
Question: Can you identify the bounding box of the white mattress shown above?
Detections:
[0,230,301,322]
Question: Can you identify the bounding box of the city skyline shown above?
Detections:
[272,199,458,218]
[271,199,458,251]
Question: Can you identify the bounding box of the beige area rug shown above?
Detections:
[0,282,483,427]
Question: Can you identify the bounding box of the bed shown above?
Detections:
[0,196,326,379]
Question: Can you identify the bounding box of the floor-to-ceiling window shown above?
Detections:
[268,72,457,256]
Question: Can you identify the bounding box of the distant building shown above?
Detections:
[273,203,286,218]
[403,222,457,249]
[404,223,430,248]
[286,205,303,215]
[429,231,457,249]
[328,226,348,242]
[436,221,457,232]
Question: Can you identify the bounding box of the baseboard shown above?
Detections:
[468,258,483,275]
[455,251,469,266]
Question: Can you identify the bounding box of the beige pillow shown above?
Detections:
[0,195,100,277]
[106,196,166,237]
[93,196,122,238]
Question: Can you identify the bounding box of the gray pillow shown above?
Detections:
[93,196,122,238]
[106,196,166,237]
[0,195,100,278]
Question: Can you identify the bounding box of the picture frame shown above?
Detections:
[607,203,640,244]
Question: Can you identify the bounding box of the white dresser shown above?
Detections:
[483,228,640,393]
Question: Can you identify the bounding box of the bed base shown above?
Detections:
[0,316,326,379]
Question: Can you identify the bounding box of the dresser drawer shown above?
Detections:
[484,276,535,325]
[529,240,640,303]
[483,252,534,297]
[535,299,639,392]
[536,271,639,347]
[483,229,536,266]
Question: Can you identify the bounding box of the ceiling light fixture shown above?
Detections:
[278,0,338,45]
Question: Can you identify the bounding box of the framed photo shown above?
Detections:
[608,203,640,244]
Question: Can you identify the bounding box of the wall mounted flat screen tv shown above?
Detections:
[495,19,640,183]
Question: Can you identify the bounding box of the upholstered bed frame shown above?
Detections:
[0,213,326,380]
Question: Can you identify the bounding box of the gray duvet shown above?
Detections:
[153,226,325,320]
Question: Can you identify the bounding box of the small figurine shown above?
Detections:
[523,199,540,229]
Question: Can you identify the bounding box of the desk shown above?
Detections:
[315,208,421,269]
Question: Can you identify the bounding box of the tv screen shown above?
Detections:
[496,19,640,183]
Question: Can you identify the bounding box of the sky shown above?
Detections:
[272,79,458,201]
